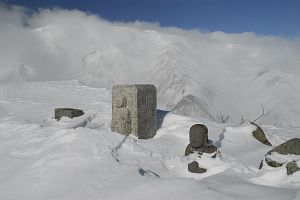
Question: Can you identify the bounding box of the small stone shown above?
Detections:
[259,138,300,175]
[286,161,300,175]
[55,108,84,120]
[185,144,218,156]
[188,161,207,173]
[268,138,300,155]
[264,157,283,168]
[251,122,272,146]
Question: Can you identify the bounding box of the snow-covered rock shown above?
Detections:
[260,138,300,175]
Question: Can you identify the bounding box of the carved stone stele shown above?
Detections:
[111,84,157,139]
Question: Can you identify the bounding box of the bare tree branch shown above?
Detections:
[239,115,245,125]
[217,114,230,123]
[237,105,270,126]
[252,104,265,123]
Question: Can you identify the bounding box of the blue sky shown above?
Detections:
[4,0,300,37]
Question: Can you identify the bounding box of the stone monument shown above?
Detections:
[185,124,218,173]
[55,108,84,120]
[111,84,157,139]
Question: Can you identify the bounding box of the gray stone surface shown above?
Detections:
[286,161,300,175]
[188,161,207,173]
[267,138,300,155]
[185,124,218,173]
[251,122,272,146]
[189,124,208,148]
[55,108,84,120]
[111,84,156,139]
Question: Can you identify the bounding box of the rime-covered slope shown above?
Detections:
[1,7,300,126]
[150,46,217,120]
[232,70,300,126]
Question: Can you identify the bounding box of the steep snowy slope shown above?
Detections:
[0,81,299,200]
[150,46,217,120]
[232,70,300,126]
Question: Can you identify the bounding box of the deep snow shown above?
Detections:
[0,80,299,200]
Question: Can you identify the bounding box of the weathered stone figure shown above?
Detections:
[185,124,218,173]
[116,95,131,134]
[188,124,208,148]
[111,84,156,139]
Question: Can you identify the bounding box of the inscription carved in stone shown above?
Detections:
[116,95,132,134]
[111,84,157,139]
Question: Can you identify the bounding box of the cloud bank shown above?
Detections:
[1,3,300,126]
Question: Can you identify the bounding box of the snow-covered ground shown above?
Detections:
[0,80,299,200]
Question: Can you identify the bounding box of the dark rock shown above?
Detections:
[268,138,300,155]
[264,157,283,168]
[260,138,300,175]
[55,108,84,120]
[251,122,272,146]
[188,161,207,173]
[286,161,300,175]
[185,144,218,156]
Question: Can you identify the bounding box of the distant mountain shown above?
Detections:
[150,46,217,120]
[5,64,36,82]
[1,10,299,126]
[31,25,300,126]
[235,70,300,126]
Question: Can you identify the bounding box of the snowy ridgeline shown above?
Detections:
[0,81,299,200]
[1,6,300,126]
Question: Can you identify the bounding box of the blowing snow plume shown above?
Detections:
[1,3,300,126]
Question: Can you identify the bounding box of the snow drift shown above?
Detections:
[0,80,299,200]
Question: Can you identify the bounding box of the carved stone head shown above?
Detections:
[189,124,208,148]
[116,95,127,108]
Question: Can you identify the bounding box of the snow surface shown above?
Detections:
[0,80,299,200]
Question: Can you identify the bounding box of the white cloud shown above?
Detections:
[0,3,300,125]
[1,4,299,82]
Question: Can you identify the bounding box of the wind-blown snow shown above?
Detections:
[0,81,299,200]
[1,3,300,124]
